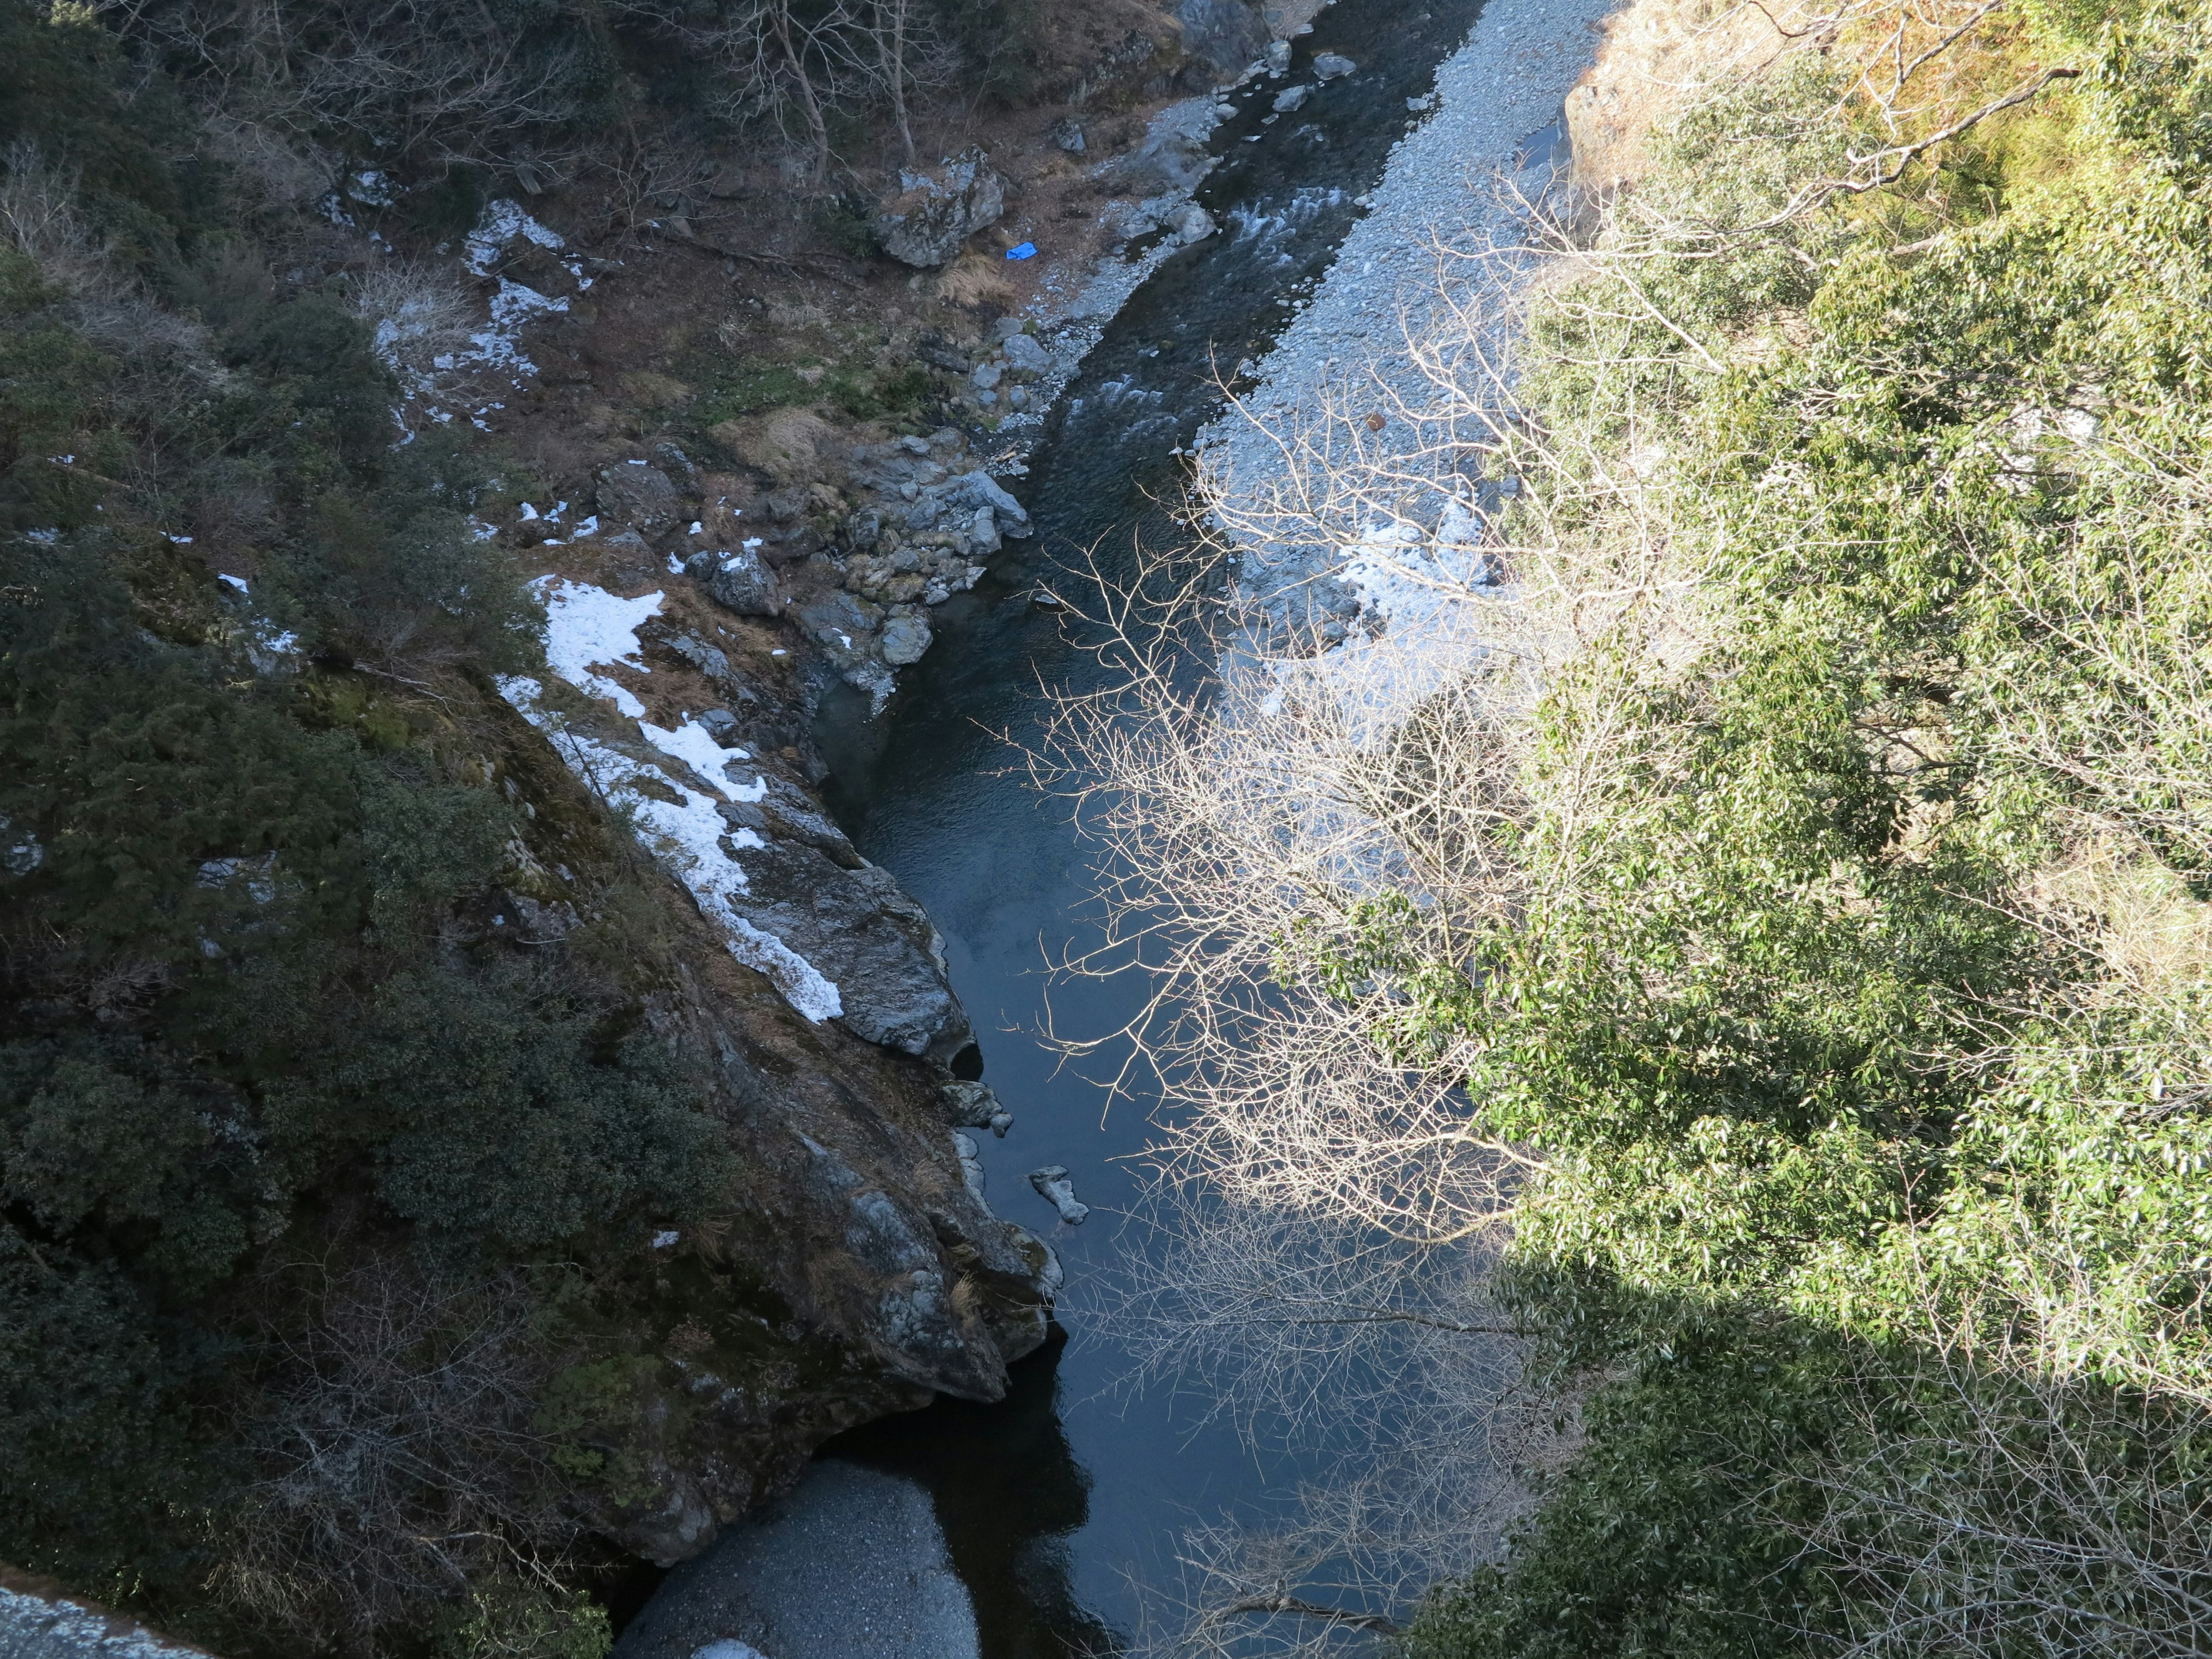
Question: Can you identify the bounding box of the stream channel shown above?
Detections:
[623,1,1510,1650]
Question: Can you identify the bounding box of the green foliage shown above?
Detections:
[1390,4,2212,1653]
[695,354,817,424]
[430,1577,612,1659]
[0,14,743,1651]
[830,361,935,422]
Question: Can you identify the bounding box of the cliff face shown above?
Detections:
[488,497,1059,1567]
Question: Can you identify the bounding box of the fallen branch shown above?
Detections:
[1225,1590,1405,1635]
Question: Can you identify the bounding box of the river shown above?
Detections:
[624,0,1515,1650]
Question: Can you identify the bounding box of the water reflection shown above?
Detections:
[828,1325,1118,1658]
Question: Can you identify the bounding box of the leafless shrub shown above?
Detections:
[1775,1342,2212,1659]
[214,1255,579,1643]
[592,130,722,250]
[347,258,476,396]
[611,0,957,184]
[104,0,593,169]
[0,141,109,290]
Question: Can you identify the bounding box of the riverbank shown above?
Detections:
[1197,0,1622,639]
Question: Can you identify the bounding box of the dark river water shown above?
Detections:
[699,1,1491,1649]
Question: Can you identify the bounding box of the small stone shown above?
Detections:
[972,359,1003,391]
[1001,332,1049,374]
[1050,117,1086,155]
[696,708,740,742]
[1265,40,1291,74]
[1007,387,1029,411]
[899,435,931,456]
[1312,52,1356,80]
[1028,1165,1089,1225]
[1175,203,1216,244]
[942,1080,1014,1137]
[1272,83,1311,113]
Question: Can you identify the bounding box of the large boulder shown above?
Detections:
[597,460,681,530]
[920,470,1032,538]
[873,149,1006,268]
[692,546,782,616]
[879,609,932,666]
[727,839,974,1065]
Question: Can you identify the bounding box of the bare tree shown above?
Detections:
[213,1255,579,1643]
[1033,2,2206,1650]
[103,0,594,170]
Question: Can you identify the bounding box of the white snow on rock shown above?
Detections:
[508,581,844,1024]
[535,576,658,717]
[638,717,767,802]
[465,198,567,275]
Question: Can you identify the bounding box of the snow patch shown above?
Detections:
[534,577,659,718]
[638,717,767,801]
[507,584,842,1024]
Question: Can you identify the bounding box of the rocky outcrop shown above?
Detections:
[1177,0,1269,79]
[0,1571,215,1659]
[715,840,971,1063]
[873,149,1006,268]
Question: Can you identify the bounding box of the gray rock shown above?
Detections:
[1175,203,1217,243]
[0,1582,217,1658]
[873,147,1006,268]
[879,609,933,666]
[1000,331,1050,374]
[794,589,881,653]
[666,631,734,681]
[701,548,781,616]
[1027,1165,1089,1226]
[971,359,1003,391]
[609,1462,979,1659]
[652,441,700,490]
[1178,0,1269,78]
[1272,82,1312,113]
[1313,51,1357,79]
[1114,99,1222,195]
[696,707,740,741]
[721,774,863,868]
[728,840,972,1064]
[1050,117,1087,155]
[1266,39,1291,74]
[597,461,681,530]
[952,1131,988,1200]
[927,471,1031,538]
[970,507,1001,554]
[940,1080,1014,1137]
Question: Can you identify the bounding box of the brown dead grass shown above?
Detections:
[710,406,839,482]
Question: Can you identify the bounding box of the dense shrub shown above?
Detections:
[0,8,738,1652]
